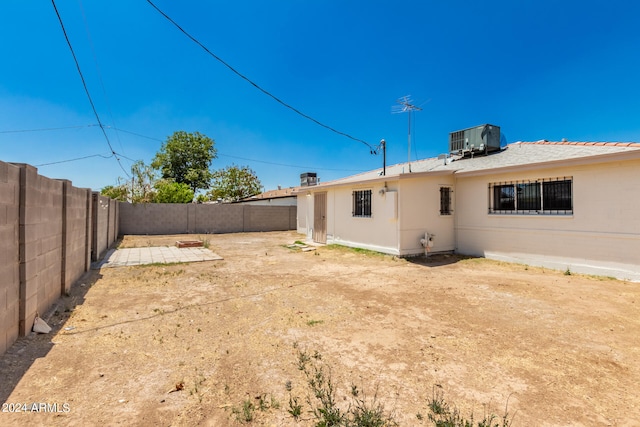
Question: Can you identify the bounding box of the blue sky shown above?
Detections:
[1,1,639,192]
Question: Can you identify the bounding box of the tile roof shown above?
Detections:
[307,141,640,188]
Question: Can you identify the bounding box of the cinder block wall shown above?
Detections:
[0,162,119,355]
[119,203,296,235]
[196,204,244,233]
[92,194,115,261]
[62,182,93,293]
[0,162,20,355]
[243,205,294,232]
[119,203,190,234]
[18,164,64,336]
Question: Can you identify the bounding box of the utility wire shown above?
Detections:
[78,0,128,158]
[50,0,130,177]
[35,153,114,167]
[109,126,366,171]
[0,124,100,133]
[5,123,367,173]
[145,0,375,152]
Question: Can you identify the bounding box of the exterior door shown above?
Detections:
[313,192,327,244]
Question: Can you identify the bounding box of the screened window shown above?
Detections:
[440,187,452,215]
[489,177,572,214]
[543,180,572,211]
[352,190,372,217]
[517,183,541,211]
[493,184,515,211]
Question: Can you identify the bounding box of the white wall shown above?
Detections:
[296,193,312,238]
[397,174,456,256]
[455,158,640,281]
[324,182,400,254]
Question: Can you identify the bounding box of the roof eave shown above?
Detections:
[293,169,456,193]
[454,149,640,177]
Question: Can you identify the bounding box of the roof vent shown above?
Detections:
[449,124,501,157]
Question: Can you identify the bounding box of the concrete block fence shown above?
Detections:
[0,162,119,355]
[119,202,296,235]
[1,160,296,356]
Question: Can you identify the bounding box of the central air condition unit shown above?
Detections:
[300,172,317,187]
[449,124,501,156]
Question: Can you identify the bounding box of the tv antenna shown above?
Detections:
[392,95,422,172]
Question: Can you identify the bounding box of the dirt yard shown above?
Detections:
[1,231,639,426]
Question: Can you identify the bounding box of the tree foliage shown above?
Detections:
[153,180,194,203]
[100,160,156,203]
[151,131,217,193]
[100,184,128,202]
[208,165,263,202]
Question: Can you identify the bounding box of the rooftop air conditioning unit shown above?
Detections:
[449,124,501,156]
[300,172,317,187]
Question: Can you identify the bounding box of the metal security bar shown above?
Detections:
[440,187,452,215]
[488,177,573,215]
[352,189,372,217]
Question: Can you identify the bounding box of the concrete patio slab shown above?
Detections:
[92,246,223,268]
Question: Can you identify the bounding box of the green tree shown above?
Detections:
[151,131,217,193]
[100,184,128,202]
[100,160,156,203]
[129,160,157,203]
[153,180,194,203]
[207,165,263,202]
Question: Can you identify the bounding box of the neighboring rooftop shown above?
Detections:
[303,141,640,188]
[239,186,298,202]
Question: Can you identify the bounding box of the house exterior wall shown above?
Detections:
[305,182,400,254]
[454,158,640,281]
[296,193,312,237]
[397,174,456,256]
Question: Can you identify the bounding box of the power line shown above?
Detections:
[50,0,130,177]
[35,153,113,167]
[0,124,100,133]
[78,0,127,158]
[145,0,375,152]
[109,127,365,171]
[4,123,367,173]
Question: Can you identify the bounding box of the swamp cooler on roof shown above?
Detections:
[449,124,501,156]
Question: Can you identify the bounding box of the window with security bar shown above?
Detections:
[488,177,572,214]
[352,190,372,217]
[440,187,452,215]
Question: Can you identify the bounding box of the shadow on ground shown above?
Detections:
[0,270,102,405]
[406,253,473,268]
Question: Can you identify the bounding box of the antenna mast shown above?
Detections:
[392,95,422,172]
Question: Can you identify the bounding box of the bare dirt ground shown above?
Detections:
[1,231,639,426]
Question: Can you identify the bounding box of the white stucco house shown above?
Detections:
[296,139,640,281]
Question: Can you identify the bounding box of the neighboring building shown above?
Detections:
[296,138,640,281]
[237,187,298,206]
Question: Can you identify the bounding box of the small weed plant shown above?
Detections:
[287,345,514,427]
[290,346,397,427]
[232,393,279,424]
[307,319,324,326]
[427,386,513,427]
